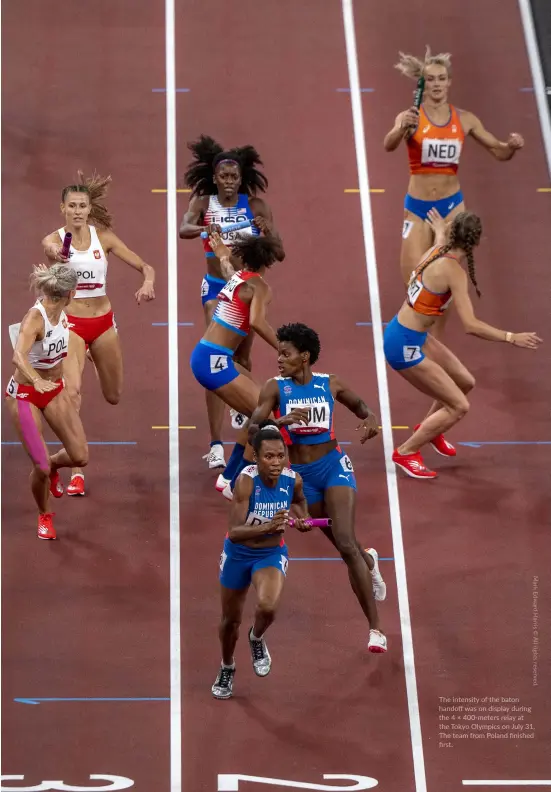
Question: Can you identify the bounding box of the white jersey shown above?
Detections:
[22,300,70,369]
[58,224,108,298]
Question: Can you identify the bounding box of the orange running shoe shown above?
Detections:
[67,474,85,496]
[49,470,64,498]
[38,512,56,540]
[392,448,437,479]
[414,424,456,457]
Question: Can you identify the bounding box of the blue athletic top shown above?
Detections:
[202,194,259,258]
[240,464,296,526]
[276,373,336,446]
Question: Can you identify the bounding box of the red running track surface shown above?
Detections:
[2,1,550,791]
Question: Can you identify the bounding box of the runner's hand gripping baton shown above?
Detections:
[288,518,332,528]
[60,232,72,258]
[200,220,252,239]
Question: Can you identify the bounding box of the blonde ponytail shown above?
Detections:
[30,264,78,300]
[395,45,452,80]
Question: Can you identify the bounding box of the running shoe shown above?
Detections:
[38,512,56,540]
[67,473,85,496]
[49,470,64,498]
[216,473,231,492]
[392,449,437,479]
[212,665,235,699]
[365,547,387,601]
[248,627,272,677]
[368,629,387,653]
[203,444,226,469]
[414,424,456,457]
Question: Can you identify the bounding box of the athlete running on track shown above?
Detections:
[383,210,542,479]
[6,265,89,540]
[384,46,524,322]
[41,171,156,497]
[248,323,388,654]
[179,135,284,472]
[212,422,311,700]
[190,230,282,495]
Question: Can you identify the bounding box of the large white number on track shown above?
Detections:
[217,774,378,791]
[0,775,134,791]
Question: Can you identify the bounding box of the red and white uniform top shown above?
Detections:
[213,271,260,337]
[27,300,70,369]
[58,224,108,298]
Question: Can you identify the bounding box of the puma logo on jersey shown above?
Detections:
[339,474,350,480]
[280,486,289,495]
[313,383,325,391]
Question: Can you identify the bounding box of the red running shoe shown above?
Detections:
[49,470,64,498]
[67,474,85,496]
[414,424,456,457]
[392,448,437,479]
[38,512,56,540]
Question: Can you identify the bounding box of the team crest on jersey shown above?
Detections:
[255,486,261,497]
[283,385,292,395]
[93,250,101,260]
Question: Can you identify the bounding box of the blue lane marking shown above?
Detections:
[356,321,389,326]
[2,441,136,446]
[152,322,194,326]
[152,88,190,93]
[15,697,169,705]
[291,557,394,562]
[336,88,375,92]
[459,441,551,448]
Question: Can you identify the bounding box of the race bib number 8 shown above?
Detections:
[210,355,229,374]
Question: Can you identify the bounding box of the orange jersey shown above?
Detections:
[407,105,465,176]
[406,247,454,316]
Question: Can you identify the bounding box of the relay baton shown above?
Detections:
[60,232,72,258]
[200,219,252,239]
[288,518,332,529]
[412,75,425,110]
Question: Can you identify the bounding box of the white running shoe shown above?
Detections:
[216,473,230,492]
[366,547,387,601]
[221,482,233,501]
[202,444,226,469]
[211,665,235,699]
[248,628,272,676]
[368,629,388,653]
[230,409,247,429]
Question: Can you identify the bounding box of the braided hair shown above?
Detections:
[61,170,113,229]
[415,212,483,297]
[183,135,268,196]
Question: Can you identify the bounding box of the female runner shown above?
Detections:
[190,231,282,493]
[212,422,310,700]
[384,46,524,304]
[383,210,542,480]
[41,171,156,497]
[179,135,284,471]
[248,323,388,654]
[5,265,89,540]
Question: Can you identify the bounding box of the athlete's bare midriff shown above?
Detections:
[407,172,461,202]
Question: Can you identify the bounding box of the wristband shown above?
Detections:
[505,332,513,344]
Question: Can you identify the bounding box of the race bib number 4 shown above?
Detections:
[210,355,229,374]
